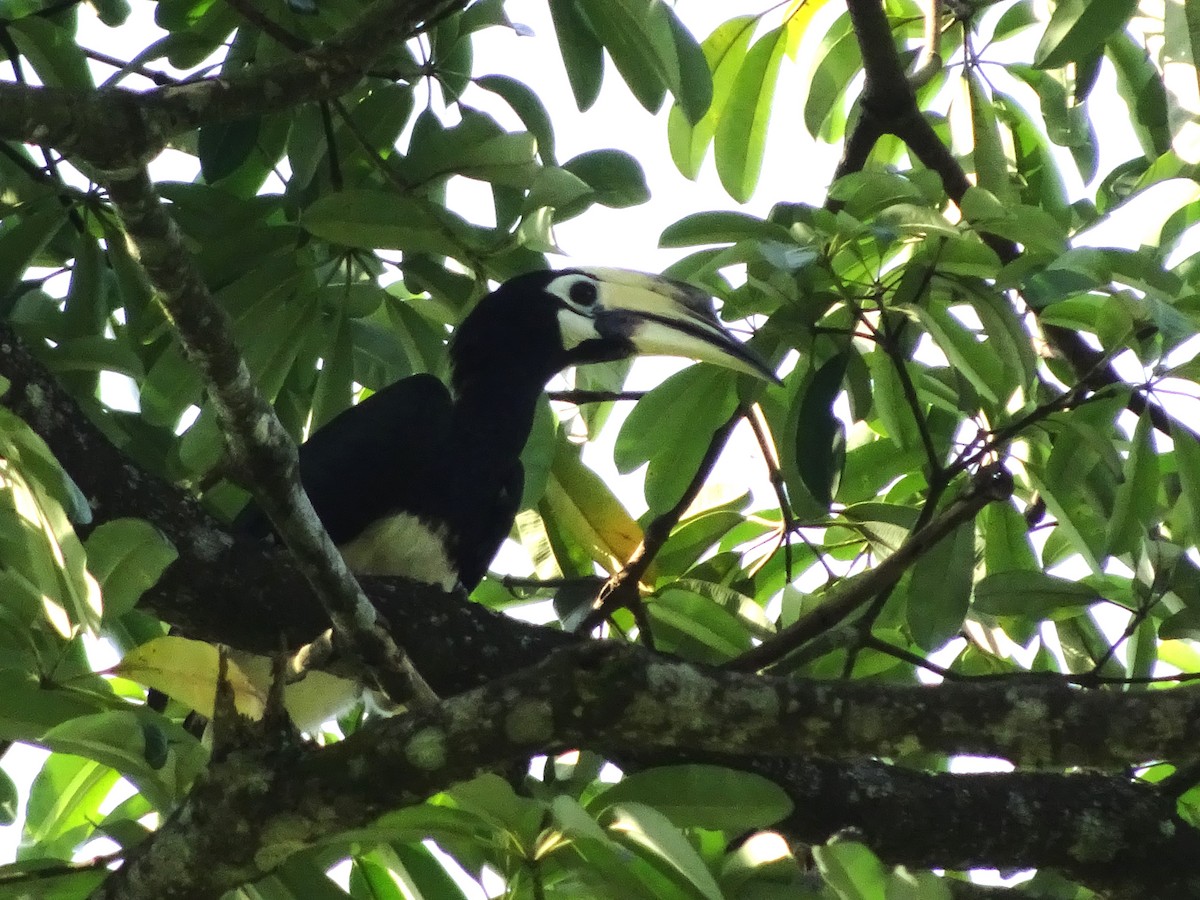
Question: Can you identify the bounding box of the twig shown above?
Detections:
[745,403,794,579]
[547,389,647,404]
[727,463,1013,673]
[576,403,752,636]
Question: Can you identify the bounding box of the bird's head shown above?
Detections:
[450,267,778,392]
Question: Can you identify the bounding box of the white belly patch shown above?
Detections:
[338,512,458,591]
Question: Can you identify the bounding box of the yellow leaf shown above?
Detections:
[784,0,834,59]
[544,441,647,577]
[114,635,265,719]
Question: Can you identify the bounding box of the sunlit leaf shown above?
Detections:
[715,25,788,202]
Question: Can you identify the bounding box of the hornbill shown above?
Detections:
[234,267,776,724]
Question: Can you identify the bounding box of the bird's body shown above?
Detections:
[235,267,775,728]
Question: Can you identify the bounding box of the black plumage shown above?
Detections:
[237,267,775,593]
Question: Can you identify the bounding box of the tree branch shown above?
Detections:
[577,402,751,634]
[837,0,1195,443]
[99,168,434,707]
[0,0,465,169]
[728,463,1013,672]
[95,641,1200,898]
[6,327,1200,898]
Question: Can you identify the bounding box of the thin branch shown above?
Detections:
[746,402,794,578]
[727,463,1013,672]
[547,389,648,404]
[99,167,435,708]
[576,403,752,635]
[84,48,179,86]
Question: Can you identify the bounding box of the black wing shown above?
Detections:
[235,374,453,549]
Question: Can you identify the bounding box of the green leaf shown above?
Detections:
[548,0,605,111]
[973,571,1098,618]
[0,407,92,527]
[23,752,120,859]
[606,802,724,900]
[590,765,791,831]
[1105,410,1158,558]
[522,166,593,216]
[908,521,974,651]
[90,0,131,26]
[659,210,792,248]
[992,0,1038,42]
[1035,0,1138,69]
[576,0,677,114]
[667,15,757,180]
[795,352,847,507]
[662,4,712,125]
[198,118,261,183]
[0,203,66,301]
[0,671,109,742]
[563,149,650,208]
[804,13,858,140]
[8,16,94,88]
[310,303,355,430]
[1186,0,1200,102]
[0,768,16,825]
[966,68,1011,204]
[1106,30,1172,158]
[350,857,406,900]
[909,303,1007,406]
[981,502,1038,574]
[614,367,738,513]
[715,25,787,202]
[646,588,752,663]
[40,712,180,810]
[813,838,888,900]
[387,843,471,900]
[85,519,178,622]
[1173,421,1200,546]
[543,437,643,575]
[477,74,558,164]
[302,190,469,253]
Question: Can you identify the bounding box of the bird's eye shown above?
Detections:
[569,280,599,307]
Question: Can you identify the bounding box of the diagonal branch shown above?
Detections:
[100,167,435,707]
[577,402,752,635]
[727,463,1013,672]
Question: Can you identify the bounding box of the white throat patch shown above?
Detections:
[557,307,600,351]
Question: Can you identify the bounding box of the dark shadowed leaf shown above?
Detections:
[908,521,975,651]
[589,765,791,831]
[974,570,1098,618]
[795,352,847,507]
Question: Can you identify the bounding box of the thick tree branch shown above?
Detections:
[96,642,1200,899]
[6,324,1200,897]
[741,756,1200,900]
[0,0,465,169]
